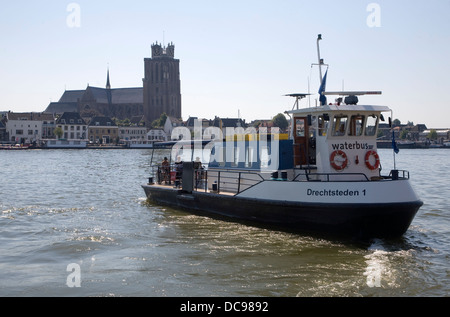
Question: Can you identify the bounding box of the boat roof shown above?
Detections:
[152,140,212,149]
[286,104,391,116]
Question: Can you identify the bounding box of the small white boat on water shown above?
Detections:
[44,139,87,149]
[0,144,30,150]
[142,35,422,239]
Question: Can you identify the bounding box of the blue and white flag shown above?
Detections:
[318,70,328,106]
[392,131,399,154]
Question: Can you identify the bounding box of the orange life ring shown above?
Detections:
[330,150,348,171]
[365,150,380,170]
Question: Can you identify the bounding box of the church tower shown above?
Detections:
[143,42,181,127]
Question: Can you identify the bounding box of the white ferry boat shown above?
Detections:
[124,140,154,148]
[142,35,422,239]
[44,139,87,149]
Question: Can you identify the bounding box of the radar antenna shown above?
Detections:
[285,93,310,110]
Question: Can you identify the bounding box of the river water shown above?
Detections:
[0,148,448,297]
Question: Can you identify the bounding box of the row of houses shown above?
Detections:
[378,122,450,145]
[0,111,249,146]
[2,110,448,148]
[0,112,163,145]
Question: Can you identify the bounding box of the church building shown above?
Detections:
[143,42,182,125]
[45,42,182,128]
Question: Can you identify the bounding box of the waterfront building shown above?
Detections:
[147,128,168,142]
[211,117,247,130]
[5,112,55,144]
[420,129,450,144]
[119,126,148,143]
[87,116,119,144]
[118,114,147,143]
[185,117,214,134]
[0,113,8,141]
[0,120,7,142]
[56,112,87,140]
[129,115,146,127]
[164,116,184,140]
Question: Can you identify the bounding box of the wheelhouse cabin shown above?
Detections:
[286,102,391,181]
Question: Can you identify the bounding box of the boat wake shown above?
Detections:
[364,240,390,288]
[364,238,418,290]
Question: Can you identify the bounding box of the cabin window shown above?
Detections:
[349,115,365,136]
[318,115,329,136]
[309,116,317,138]
[332,115,348,136]
[365,115,378,136]
[295,119,305,137]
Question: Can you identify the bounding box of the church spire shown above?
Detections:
[106,67,112,105]
[106,67,111,89]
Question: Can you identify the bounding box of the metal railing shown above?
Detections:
[152,164,209,192]
[389,169,410,180]
[293,172,370,182]
[207,169,265,194]
[292,169,410,182]
[149,164,410,196]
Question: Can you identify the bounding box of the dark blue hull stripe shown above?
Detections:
[142,185,422,239]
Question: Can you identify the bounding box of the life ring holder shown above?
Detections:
[365,150,380,170]
[330,150,348,171]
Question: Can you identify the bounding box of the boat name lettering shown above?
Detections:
[331,142,373,150]
[307,188,366,197]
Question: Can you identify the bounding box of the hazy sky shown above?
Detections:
[1,0,449,128]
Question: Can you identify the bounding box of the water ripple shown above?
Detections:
[0,149,448,296]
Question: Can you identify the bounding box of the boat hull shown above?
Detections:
[141,184,422,239]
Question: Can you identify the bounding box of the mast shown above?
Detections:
[317,34,323,85]
[314,34,330,105]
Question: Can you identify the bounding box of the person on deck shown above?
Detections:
[161,157,170,183]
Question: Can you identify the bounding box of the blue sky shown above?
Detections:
[1,0,449,128]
